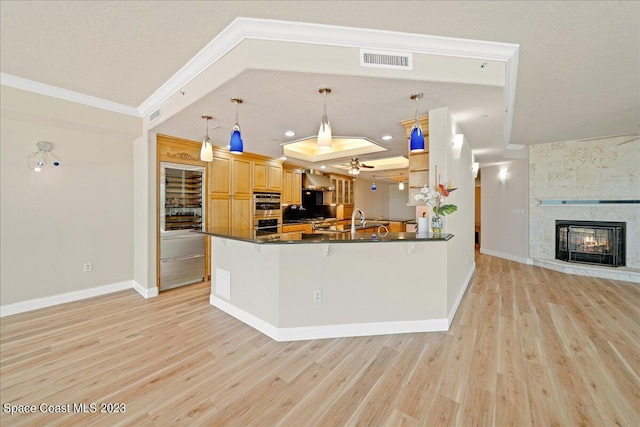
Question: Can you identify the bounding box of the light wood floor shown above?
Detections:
[1,253,639,426]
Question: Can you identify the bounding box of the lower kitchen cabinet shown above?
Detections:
[282,223,312,233]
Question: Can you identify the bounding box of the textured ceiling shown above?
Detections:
[1,1,639,172]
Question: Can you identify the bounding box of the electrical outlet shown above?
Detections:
[313,290,322,302]
[83,262,93,272]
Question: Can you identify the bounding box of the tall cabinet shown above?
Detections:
[208,150,252,232]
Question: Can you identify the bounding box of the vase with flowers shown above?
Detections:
[413,166,457,235]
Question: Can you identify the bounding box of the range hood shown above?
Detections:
[302,169,334,191]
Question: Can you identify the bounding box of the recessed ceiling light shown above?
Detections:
[284,130,296,137]
[320,165,326,169]
[382,135,393,141]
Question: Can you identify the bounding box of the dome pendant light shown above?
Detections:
[200,115,214,162]
[317,88,332,150]
[409,92,425,153]
[229,98,244,155]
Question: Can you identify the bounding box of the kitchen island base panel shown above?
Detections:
[208,233,474,341]
[210,293,449,341]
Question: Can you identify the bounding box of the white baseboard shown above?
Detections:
[480,248,533,265]
[132,280,159,298]
[0,280,134,317]
[448,262,476,325]
[210,294,449,342]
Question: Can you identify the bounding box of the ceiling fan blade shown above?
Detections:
[361,164,374,168]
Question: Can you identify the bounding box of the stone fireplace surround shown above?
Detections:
[528,138,640,283]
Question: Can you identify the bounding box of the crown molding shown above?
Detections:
[137,17,519,145]
[0,73,140,117]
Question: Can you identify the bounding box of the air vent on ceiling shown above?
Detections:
[360,49,413,70]
[149,108,161,121]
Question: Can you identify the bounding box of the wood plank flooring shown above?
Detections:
[1,253,639,426]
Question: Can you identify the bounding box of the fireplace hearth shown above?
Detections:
[556,220,625,267]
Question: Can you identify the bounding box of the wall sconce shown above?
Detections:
[27,141,61,172]
[452,134,464,160]
[472,162,479,178]
[499,169,508,184]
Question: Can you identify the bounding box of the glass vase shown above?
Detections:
[431,215,443,236]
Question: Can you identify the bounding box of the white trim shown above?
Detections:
[132,280,159,299]
[0,73,140,117]
[448,262,476,325]
[137,17,519,147]
[480,248,533,265]
[210,294,448,342]
[0,280,134,317]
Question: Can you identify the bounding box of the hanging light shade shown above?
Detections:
[409,92,425,153]
[229,98,244,154]
[371,177,377,191]
[399,173,405,190]
[200,115,214,162]
[317,88,332,150]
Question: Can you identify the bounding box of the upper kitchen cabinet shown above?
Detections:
[328,174,354,205]
[252,159,282,192]
[208,150,251,231]
[400,116,429,205]
[282,166,302,205]
[157,134,210,168]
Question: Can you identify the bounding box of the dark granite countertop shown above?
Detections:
[195,228,453,244]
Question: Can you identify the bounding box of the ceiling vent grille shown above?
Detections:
[149,108,161,121]
[360,49,413,70]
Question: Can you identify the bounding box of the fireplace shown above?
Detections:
[556,220,625,267]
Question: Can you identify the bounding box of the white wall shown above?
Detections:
[480,159,530,263]
[354,179,415,220]
[0,86,141,305]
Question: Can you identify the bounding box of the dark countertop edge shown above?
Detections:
[283,218,414,225]
[195,230,453,244]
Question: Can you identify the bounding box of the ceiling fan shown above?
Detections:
[347,158,374,176]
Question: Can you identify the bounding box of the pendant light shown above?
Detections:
[229,98,244,154]
[200,115,214,162]
[399,173,405,190]
[371,176,377,191]
[409,92,425,153]
[317,88,332,150]
[27,141,61,172]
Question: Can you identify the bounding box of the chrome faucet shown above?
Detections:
[351,208,365,235]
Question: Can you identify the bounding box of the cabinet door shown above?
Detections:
[330,177,337,204]
[209,197,231,231]
[293,170,302,204]
[282,169,293,204]
[233,158,252,197]
[337,180,344,204]
[344,180,351,204]
[209,155,231,196]
[231,197,251,230]
[268,163,282,191]
[252,162,268,190]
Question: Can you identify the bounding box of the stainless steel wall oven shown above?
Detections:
[253,192,281,235]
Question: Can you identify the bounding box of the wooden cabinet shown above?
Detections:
[401,116,429,205]
[253,160,282,192]
[282,167,302,205]
[328,174,355,206]
[388,221,405,232]
[282,223,312,234]
[209,151,252,231]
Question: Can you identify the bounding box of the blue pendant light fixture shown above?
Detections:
[409,92,425,153]
[371,176,377,191]
[229,98,244,154]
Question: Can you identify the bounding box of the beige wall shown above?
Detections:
[354,179,415,221]
[0,86,141,305]
[480,159,529,262]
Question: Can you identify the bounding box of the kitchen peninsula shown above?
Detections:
[199,228,473,341]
